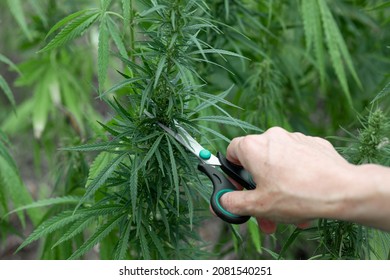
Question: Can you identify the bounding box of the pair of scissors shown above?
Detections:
[153,117,256,224]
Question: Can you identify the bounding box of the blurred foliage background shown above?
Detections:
[0,0,390,260]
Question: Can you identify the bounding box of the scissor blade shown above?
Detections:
[143,111,221,165]
[157,121,221,166]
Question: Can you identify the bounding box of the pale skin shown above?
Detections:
[220,127,390,233]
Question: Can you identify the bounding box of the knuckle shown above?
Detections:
[315,137,333,147]
[237,135,257,153]
[266,126,286,135]
[265,126,289,140]
[237,135,266,157]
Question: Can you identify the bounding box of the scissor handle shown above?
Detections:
[217,152,256,190]
[198,163,250,224]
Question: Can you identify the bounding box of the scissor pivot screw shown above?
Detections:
[199,149,211,160]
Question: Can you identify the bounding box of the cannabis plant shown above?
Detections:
[0,55,41,246]
[316,91,390,259]
[198,0,390,259]
[14,0,259,259]
[1,0,100,171]
[2,0,390,260]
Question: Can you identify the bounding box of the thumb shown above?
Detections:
[220,191,278,234]
[219,190,256,216]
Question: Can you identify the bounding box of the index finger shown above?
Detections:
[226,135,262,176]
[226,136,245,165]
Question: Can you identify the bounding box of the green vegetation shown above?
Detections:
[0,0,389,260]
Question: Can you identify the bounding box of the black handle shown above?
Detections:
[198,163,250,224]
[217,152,256,190]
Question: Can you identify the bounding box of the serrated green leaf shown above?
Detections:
[171,57,195,86]
[60,141,123,152]
[170,6,176,31]
[79,152,127,207]
[190,85,241,114]
[200,101,252,132]
[369,230,390,259]
[39,11,100,53]
[107,17,127,58]
[82,204,125,216]
[16,210,84,253]
[86,152,115,188]
[189,48,247,60]
[139,225,151,259]
[224,0,230,20]
[114,218,132,260]
[146,224,167,259]
[137,135,163,169]
[182,180,194,229]
[333,26,362,90]
[115,55,150,75]
[68,213,124,259]
[3,196,81,219]
[154,147,165,176]
[198,125,230,143]
[166,137,179,211]
[154,55,166,89]
[101,77,145,97]
[111,98,134,122]
[318,0,354,106]
[194,116,262,132]
[372,82,390,103]
[122,0,131,32]
[45,9,96,39]
[165,133,196,174]
[139,5,166,17]
[189,33,208,61]
[129,157,139,216]
[51,216,95,249]
[301,0,326,86]
[0,157,41,227]
[301,0,315,51]
[97,121,122,136]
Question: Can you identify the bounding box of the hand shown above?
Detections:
[220,127,353,233]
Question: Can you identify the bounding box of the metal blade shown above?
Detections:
[144,111,220,166]
[158,121,221,166]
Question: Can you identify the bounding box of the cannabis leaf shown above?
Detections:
[39,10,100,53]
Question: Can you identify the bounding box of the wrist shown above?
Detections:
[324,163,390,230]
[315,162,360,221]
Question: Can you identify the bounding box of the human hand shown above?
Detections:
[220,127,353,233]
